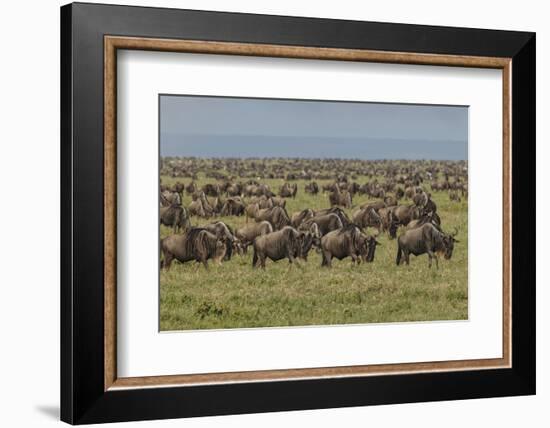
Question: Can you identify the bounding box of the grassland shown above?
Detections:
[159,173,468,331]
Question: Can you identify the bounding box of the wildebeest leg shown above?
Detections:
[202,258,209,269]
[260,254,266,269]
[427,250,435,268]
[162,252,174,270]
[323,251,332,268]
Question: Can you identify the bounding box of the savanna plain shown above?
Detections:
[160,158,468,331]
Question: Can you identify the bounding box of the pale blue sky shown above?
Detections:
[160,95,468,160]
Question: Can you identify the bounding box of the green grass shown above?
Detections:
[160,174,468,331]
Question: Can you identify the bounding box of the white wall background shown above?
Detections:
[0,0,545,426]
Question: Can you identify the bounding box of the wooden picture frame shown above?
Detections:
[61,2,535,424]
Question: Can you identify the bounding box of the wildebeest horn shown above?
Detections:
[450,227,459,237]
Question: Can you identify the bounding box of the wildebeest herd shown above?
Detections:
[159,157,466,271]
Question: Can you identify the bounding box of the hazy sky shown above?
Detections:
[160,95,468,160]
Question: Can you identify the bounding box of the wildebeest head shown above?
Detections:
[441,228,459,260]
[365,235,381,262]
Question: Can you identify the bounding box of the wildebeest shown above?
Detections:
[235,221,273,252]
[252,226,303,269]
[396,223,459,268]
[329,184,352,208]
[352,207,383,231]
[203,221,238,260]
[299,213,343,236]
[161,190,181,207]
[305,181,319,195]
[291,208,315,228]
[160,228,226,269]
[160,204,191,233]
[320,224,372,267]
[279,182,298,198]
[315,207,351,227]
[391,205,422,226]
[189,192,214,218]
[220,196,245,216]
[254,206,291,231]
[202,183,221,197]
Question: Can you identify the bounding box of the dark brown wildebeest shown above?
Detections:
[305,181,319,195]
[396,223,459,268]
[291,208,314,228]
[405,211,442,231]
[360,232,381,263]
[202,183,221,197]
[225,182,242,197]
[352,207,383,231]
[160,228,226,269]
[252,226,303,269]
[315,207,351,227]
[220,197,245,216]
[160,204,191,233]
[161,190,181,206]
[254,206,291,231]
[329,184,352,208]
[172,182,185,197]
[299,213,343,236]
[279,182,298,198]
[320,224,370,267]
[270,196,287,208]
[185,181,197,195]
[203,221,238,260]
[235,221,273,253]
[360,200,386,212]
[391,204,422,227]
[189,192,214,218]
[412,191,428,208]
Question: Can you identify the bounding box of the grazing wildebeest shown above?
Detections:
[352,207,383,231]
[203,221,237,260]
[329,185,352,208]
[296,228,319,261]
[299,213,343,236]
[254,206,291,231]
[291,208,314,228]
[305,181,319,195]
[279,182,298,198]
[315,207,351,227]
[270,196,287,208]
[396,223,459,268]
[360,233,381,263]
[160,204,191,233]
[220,197,245,216]
[320,224,369,267]
[185,181,197,195]
[406,212,441,230]
[160,228,226,269]
[252,226,303,269]
[202,183,221,197]
[412,191,429,208]
[360,200,386,212]
[235,221,273,253]
[250,195,273,209]
[391,204,422,227]
[161,190,181,206]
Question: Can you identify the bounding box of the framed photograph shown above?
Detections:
[61,2,535,424]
